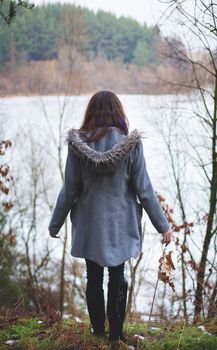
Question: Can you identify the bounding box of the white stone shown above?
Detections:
[134,334,145,340]
[197,326,211,335]
[75,316,82,323]
[150,327,161,331]
[198,325,206,332]
[5,340,16,345]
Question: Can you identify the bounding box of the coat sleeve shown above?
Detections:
[48,146,82,235]
[130,141,170,234]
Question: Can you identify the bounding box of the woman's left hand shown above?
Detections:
[162,228,172,246]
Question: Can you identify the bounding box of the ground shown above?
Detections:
[0,312,217,350]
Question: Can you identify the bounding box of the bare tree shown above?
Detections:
[58,5,88,95]
[7,127,55,311]
[158,0,217,322]
[32,8,89,315]
[36,64,85,315]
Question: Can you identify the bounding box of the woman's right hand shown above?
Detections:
[162,228,172,246]
[49,231,60,239]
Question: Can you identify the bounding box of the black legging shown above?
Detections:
[85,258,125,287]
[85,258,127,338]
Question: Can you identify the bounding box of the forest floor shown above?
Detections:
[0,312,217,350]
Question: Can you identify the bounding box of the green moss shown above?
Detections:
[134,323,217,350]
[0,317,217,350]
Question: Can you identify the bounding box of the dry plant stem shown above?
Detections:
[148,243,167,325]
[176,322,186,350]
[136,336,140,350]
[148,275,160,325]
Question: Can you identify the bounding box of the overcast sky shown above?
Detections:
[34,0,175,35]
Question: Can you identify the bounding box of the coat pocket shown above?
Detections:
[70,200,78,224]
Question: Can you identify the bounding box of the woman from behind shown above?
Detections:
[49,90,172,344]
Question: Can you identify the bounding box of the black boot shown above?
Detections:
[107,279,128,341]
[86,285,106,336]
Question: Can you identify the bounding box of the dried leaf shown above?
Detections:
[45,305,61,325]
[188,259,198,271]
[158,251,175,291]
[3,202,13,211]
[181,243,187,253]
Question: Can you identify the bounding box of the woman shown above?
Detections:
[49,91,172,343]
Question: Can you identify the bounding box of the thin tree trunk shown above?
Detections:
[166,129,189,322]
[194,74,217,322]
[207,278,217,318]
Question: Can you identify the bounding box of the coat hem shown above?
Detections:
[70,250,142,267]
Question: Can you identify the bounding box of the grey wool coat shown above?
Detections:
[48,127,170,267]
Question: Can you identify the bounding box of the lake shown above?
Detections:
[0,94,210,319]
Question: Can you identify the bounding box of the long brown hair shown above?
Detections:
[79,90,129,142]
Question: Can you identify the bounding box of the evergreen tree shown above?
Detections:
[0,3,164,66]
[0,0,34,24]
[133,40,150,66]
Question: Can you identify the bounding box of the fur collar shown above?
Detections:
[66,128,143,170]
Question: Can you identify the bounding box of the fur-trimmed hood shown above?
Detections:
[66,127,142,174]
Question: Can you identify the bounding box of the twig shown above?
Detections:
[147,244,167,325]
